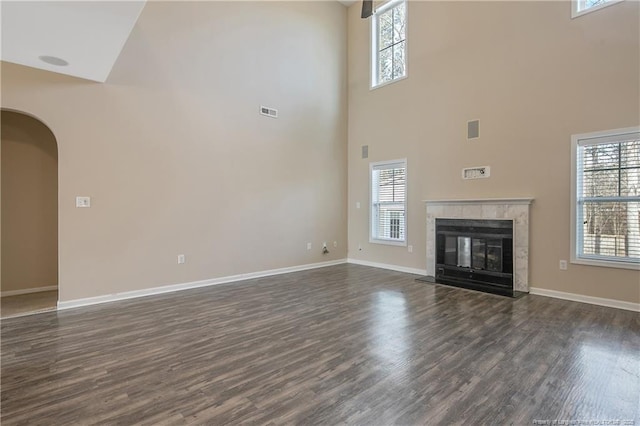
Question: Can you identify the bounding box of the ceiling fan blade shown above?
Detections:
[361,0,373,18]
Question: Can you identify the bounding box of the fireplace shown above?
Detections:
[435,218,514,296]
[423,198,533,296]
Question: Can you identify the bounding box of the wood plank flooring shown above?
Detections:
[1,290,58,319]
[1,264,638,425]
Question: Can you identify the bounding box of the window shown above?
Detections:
[371,0,407,89]
[371,160,407,245]
[571,127,640,269]
[572,0,623,18]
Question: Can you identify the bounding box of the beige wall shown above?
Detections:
[2,1,637,305]
[1,111,58,293]
[1,1,348,302]
[347,1,640,303]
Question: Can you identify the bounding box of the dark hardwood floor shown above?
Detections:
[1,264,639,425]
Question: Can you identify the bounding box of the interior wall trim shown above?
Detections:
[1,285,57,297]
[58,259,348,311]
[54,260,639,313]
[346,259,639,312]
[529,287,639,312]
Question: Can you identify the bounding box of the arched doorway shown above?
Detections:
[1,110,58,318]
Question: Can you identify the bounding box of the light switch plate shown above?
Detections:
[76,196,91,208]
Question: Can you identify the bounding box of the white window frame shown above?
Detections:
[570,126,640,270]
[571,0,623,18]
[370,159,408,246]
[371,0,407,90]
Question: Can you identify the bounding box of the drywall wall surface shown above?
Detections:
[347,1,639,303]
[1,1,348,302]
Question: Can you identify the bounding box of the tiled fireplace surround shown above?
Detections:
[425,198,534,292]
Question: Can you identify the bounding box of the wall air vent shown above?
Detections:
[462,166,490,180]
[468,120,480,139]
[260,105,278,118]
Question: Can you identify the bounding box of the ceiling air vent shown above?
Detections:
[462,166,490,180]
[260,105,278,118]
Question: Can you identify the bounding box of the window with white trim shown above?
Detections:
[370,160,407,245]
[371,0,406,88]
[572,0,623,18]
[571,127,640,269]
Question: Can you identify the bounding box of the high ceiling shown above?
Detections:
[0,0,355,83]
[1,1,147,82]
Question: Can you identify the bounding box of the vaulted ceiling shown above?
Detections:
[1,1,355,83]
[1,1,147,82]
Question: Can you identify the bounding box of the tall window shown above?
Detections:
[371,0,407,88]
[371,160,407,245]
[571,127,640,269]
[572,0,623,18]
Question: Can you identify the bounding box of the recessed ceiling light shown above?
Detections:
[38,55,69,66]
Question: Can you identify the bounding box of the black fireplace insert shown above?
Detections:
[434,218,515,297]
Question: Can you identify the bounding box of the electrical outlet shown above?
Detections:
[307,243,312,250]
[323,242,327,249]
[333,241,337,248]
[177,254,185,264]
[559,260,567,270]
[358,243,362,251]
[408,245,413,253]
[356,202,361,209]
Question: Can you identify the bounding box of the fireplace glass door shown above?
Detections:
[472,239,486,269]
[435,218,514,294]
[436,219,513,271]
[486,239,503,271]
[445,236,457,265]
[457,237,471,268]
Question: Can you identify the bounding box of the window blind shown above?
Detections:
[577,134,640,262]
[372,161,406,242]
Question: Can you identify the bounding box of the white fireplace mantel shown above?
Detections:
[423,198,534,205]
[425,198,534,292]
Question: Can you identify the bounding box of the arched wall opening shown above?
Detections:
[1,109,59,315]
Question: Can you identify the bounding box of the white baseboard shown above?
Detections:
[529,287,640,312]
[346,260,639,312]
[57,259,347,311]
[347,258,427,276]
[22,261,637,314]
[1,285,57,297]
